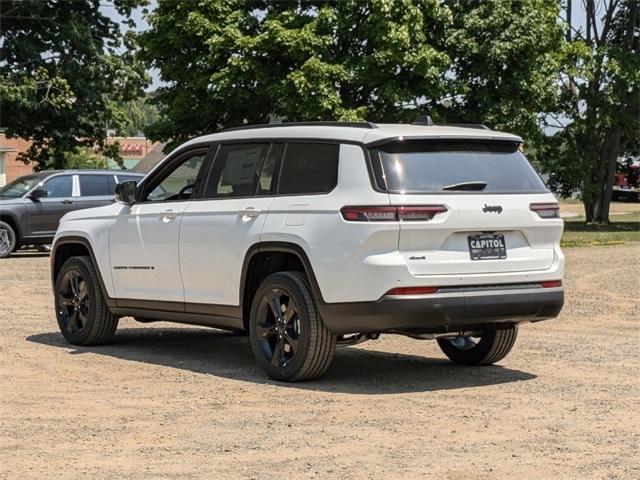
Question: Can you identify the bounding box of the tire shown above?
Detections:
[54,256,119,346]
[249,271,336,382]
[437,326,518,366]
[0,221,17,259]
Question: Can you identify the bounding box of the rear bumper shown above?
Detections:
[318,287,564,335]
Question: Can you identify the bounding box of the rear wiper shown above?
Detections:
[442,181,487,191]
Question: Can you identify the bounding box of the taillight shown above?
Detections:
[540,280,562,288]
[341,205,447,222]
[386,286,439,295]
[530,203,560,218]
[340,206,398,222]
[398,205,447,221]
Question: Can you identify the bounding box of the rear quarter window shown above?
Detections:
[371,140,548,194]
[278,142,339,195]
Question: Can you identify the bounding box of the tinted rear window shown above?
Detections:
[279,143,339,195]
[371,140,547,193]
[79,175,113,196]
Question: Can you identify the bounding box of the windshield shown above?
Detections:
[0,175,43,198]
[371,140,548,194]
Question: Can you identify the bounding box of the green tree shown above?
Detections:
[541,0,640,223]
[138,0,453,149]
[138,0,565,159]
[117,93,161,137]
[63,149,109,169]
[0,0,148,170]
[438,0,564,149]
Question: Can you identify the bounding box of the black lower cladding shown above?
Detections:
[317,288,564,335]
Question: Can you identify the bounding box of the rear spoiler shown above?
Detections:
[365,135,524,149]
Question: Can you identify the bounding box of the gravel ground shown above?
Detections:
[1,246,639,479]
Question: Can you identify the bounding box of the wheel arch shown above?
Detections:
[239,242,325,330]
[51,236,115,307]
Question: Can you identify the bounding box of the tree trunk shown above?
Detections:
[582,129,622,224]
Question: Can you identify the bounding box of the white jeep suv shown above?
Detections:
[51,120,564,381]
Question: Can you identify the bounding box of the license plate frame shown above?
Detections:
[468,233,507,261]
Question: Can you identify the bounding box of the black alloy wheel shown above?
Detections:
[54,256,119,345]
[255,287,302,368]
[437,326,519,365]
[249,271,336,382]
[57,269,91,336]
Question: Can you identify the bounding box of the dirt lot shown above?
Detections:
[1,246,639,480]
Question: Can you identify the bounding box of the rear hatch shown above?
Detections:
[370,139,562,276]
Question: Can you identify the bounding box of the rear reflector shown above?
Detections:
[530,203,560,218]
[341,205,447,222]
[540,280,562,288]
[386,286,439,295]
[398,205,448,221]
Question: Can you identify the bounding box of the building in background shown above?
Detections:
[0,134,34,187]
[0,133,162,185]
[132,141,166,172]
[106,136,159,170]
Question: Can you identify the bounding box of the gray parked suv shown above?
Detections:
[0,170,144,258]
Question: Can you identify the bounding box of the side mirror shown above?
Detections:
[29,188,48,200]
[114,181,137,205]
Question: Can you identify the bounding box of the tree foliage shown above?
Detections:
[138,0,563,153]
[117,94,161,137]
[439,0,563,142]
[540,0,640,223]
[62,149,109,170]
[0,0,148,169]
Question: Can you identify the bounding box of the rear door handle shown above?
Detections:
[240,207,261,218]
[61,199,73,205]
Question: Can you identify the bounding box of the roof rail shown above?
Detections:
[411,115,434,126]
[435,123,491,130]
[410,115,491,130]
[220,121,379,133]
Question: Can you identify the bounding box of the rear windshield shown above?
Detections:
[371,140,548,194]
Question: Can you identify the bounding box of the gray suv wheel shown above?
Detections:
[0,221,17,259]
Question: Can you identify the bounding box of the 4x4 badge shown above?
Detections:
[482,204,503,214]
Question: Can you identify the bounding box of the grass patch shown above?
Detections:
[562,212,640,247]
[558,197,583,205]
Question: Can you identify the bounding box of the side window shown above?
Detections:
[145,152,207,202]
[279,143,339,195]
[204,143,270,198]
[79,175,112,197]
[42,175,72,198]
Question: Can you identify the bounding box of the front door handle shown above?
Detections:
[161,209,178,223]
[61,199,73,205]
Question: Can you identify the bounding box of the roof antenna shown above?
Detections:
[411,115,433,126]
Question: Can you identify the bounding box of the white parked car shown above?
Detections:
[50,120,564,381]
